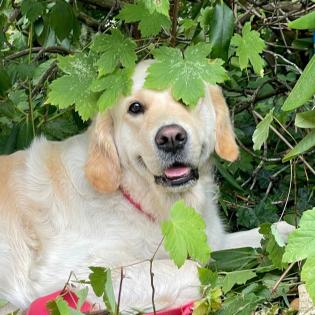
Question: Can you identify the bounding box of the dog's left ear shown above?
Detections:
[209,85,239,162]
[85,112,121,193]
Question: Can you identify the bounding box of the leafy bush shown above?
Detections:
[1,0,315,314]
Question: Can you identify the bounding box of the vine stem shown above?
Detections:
[170,0,179,47]
[271,262,295,293]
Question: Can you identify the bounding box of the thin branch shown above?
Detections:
[4,46,72,61]
[253,111,315,176]
[170,0,180,47]
[116,267,124,315]
[272,262,296,294]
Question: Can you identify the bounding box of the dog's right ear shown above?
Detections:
[85,112,121,193]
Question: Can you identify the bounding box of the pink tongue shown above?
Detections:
[164,166,190,179]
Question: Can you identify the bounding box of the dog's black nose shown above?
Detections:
[155,124,187,153]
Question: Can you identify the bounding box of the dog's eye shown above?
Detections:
[128,102,145,115]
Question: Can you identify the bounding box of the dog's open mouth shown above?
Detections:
[155,162,199,187]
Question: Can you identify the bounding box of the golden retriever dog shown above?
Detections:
[0,61,293,313]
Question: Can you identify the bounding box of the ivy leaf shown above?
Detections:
[259,223,286,269]
[47,54,98,120]
[283,208,315,262]
[90,69,133,112]
[138,0,170,16]
[161,200,211,268]
[282,130,315,162]
[301,255,315,303]
[282,55,315,111]
[145,44,228,106]
[21,0,45,23]
[252,109,273,151]
[231,22,265,76]
[119,2,171,37]
[222,270,256,293]
[47,297,73,315]
[102,269,116,314]
[91,29,136,76]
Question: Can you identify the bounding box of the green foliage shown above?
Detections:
[1,0,315,312]
[47,54,98,120]
[282,56,315,111]
[145,44,228,106]
[252,109,274,151]
[161,200,211,267]
[89,267,116,313]
[119,2,171,37]
[91,30,137,75]
[222,270,256,293]
[231,22,265,76]
[208,1,234,61]
[288,11,315,30]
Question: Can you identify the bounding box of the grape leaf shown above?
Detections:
[283,208,315,262]
[281,55,315,111]
[161,200,211,268]
[118,2,171,37]
[144,43,228,106]
[231,22,265,76]
[91,29,136,76]
[282,129,315,162]
[21,0,45,23]
[301,255,315,303]
[138,0,170,16]
[222,270,256,293]
[252,109,273,151]
[47,54,98,120]
[90,68,133,112]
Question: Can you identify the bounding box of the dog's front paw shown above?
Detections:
[273,221,295,243]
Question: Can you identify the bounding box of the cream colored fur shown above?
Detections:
[0,61,293,313]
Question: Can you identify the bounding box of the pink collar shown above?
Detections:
[120,188,156,222]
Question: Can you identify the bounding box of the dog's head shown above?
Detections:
[85,60,238,193]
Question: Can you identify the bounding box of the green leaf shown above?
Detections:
[118,2,171,37]
[161,200,211,267]
[145,44,228,106]
[222,270,256,293]
[252,109,273,151]
[301,255,315,303]
[259,223,286,269]
[92,29,136,76]
[198,267,218,286]
[231,22,265,76]
[208,1,234,61]
[47,296,72,315]
[21,0,45,23]
[49,0,75,41]
[283,208,315,262]
[138,0,170,16]
[102,269,116,314]
[76,287,88,310]
[47,54,98,120]
[295,110,315,128]
[282,55,315,111]
[288,11,315,30]
[210,248,259,272]
[89,266,107,297]
[90,68,133,112]
[282,130,315,162]
[0,68,11,96]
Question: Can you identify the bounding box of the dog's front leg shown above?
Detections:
[223,221,295,250]
[87,259,200,313]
